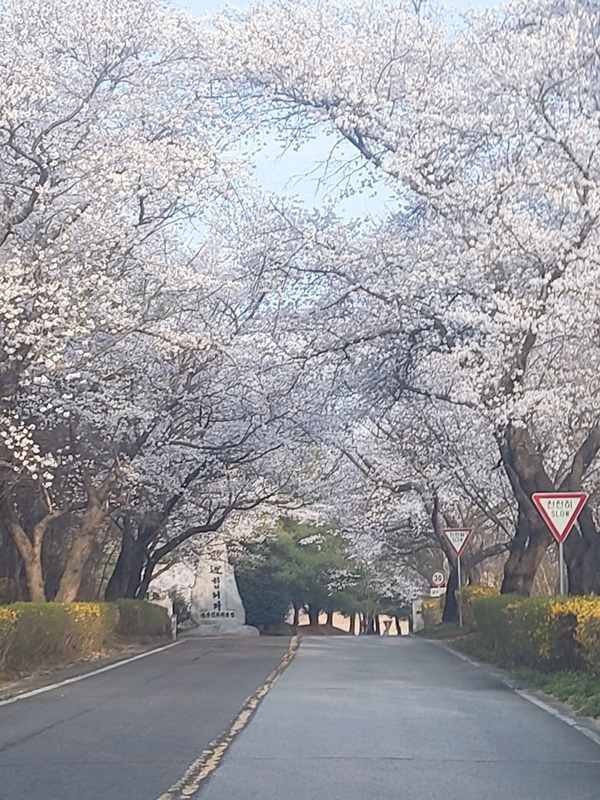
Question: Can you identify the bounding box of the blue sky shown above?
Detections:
[175,0,504,219]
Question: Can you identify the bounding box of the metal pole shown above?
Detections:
[457,555,463,627]
[559,541,565,596]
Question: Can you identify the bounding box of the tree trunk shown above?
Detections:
[326,610,334,627]
[9,522,45,602]
[564,507,600,594]
[499,424,600,595]
[104,515,157,600]
[442,564,458,622]
[55,504,105,602]
[5,509,65,603]
[499,426,554,595]
[135,556,159,599]
[292,605,300,628]
[364,611,377,635]
[500,512,549,595]
[307,604,319,626]
[348,612,356,635]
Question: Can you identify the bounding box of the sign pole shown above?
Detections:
[457,555,463,627]
[559,540,565,596]
[443,529,471,628]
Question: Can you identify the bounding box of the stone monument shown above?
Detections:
[189,538,259,636]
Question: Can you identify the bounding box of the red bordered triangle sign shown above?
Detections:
[443,528,472,557]
[531,492,588,544]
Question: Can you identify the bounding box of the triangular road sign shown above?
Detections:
[443,528,472,557]
[531,492,588,544]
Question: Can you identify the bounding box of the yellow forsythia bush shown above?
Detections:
[0,606,19,671]
[472,594,600,673]
[457,585,498,630]
[422,597,444,628]
[0,600,167,677]
[64,603,119,656]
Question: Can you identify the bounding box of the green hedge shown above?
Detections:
[0,600,170,677]
[114,599,171,638]
[471,595,600,674]
[456,585,499,630]
[421,597,443,628]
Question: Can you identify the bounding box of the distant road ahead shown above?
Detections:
[0,636,288,800]
[193,636,600,800]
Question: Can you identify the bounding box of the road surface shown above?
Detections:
[2,635,600,800]
[0,636,288,800]
[193,636,600,800]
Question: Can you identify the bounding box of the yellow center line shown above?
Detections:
[155,636,300,800]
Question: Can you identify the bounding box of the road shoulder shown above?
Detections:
[0,637,175,702]
[424,637,600,747]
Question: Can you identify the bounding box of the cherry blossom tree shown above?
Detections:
[0,0,267,601]
[204,0,600,595]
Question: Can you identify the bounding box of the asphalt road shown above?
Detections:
[193,636,600,800]
[0,636,289,800]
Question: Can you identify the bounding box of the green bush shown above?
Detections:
[457,585,498,630]
[114,599,171,638]
[578,616,600,676]
[422,597,443,628]
[0,602,118,676]
[471,595,600,673]
[471,594,525,655]
[0,600,169,678]
[236,568,292,631]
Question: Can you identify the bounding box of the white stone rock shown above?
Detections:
[189,538,259,637]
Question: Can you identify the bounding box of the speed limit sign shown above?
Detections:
[431,571,446,587]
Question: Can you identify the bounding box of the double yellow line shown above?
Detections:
[156,636,300,800]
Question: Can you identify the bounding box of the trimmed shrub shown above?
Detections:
[114,599,171,638]
[422,597,443,628]
[471,595,600,674]
[577,615,600,677]
[471,594,526,656]
[64,603,119,656]
[457,585,498,630]
[236,568,291,631]
[0,600,168,678]
[0,605,22,672]
[0,602,119,675]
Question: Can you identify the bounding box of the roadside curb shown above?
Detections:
[0,640,181,707]
[425,637,600,748]
[155,635,300,800]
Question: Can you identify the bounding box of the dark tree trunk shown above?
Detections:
[105,526,148,600]
[499,426,554,595]
[500,513,549,595]
[326,610,334,626]
[308,604,320,626]
[292,605,300,628]
[564,507,600,594]
[499,425,600,595]
[135,556,158,599]
[364,611,377,635]
[442,565,459,622]
[348,612,356,635]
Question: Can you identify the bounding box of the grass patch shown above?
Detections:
[456,637,503,665]
[513,667,600,717]
[417,623,465,641]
